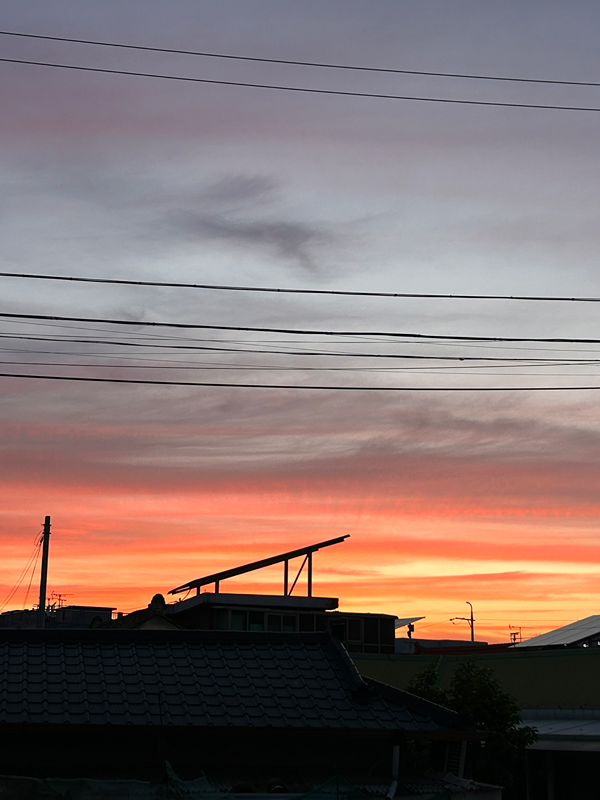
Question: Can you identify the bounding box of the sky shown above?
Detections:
[2,1,600,642]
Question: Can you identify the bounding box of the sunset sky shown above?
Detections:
[2,1,600,642]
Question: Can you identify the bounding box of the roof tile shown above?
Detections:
[0,631,458,733]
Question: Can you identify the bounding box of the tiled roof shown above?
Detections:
[0,630,458,732]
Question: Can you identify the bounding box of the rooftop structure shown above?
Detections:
[104,589,398,655]
[0,604,114,630]
[169,535,349,597]
[100,537,403,654]
[515,615,600,650]
[0,535,420,655]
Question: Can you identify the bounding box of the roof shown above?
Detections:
[97,593,183,630]
[96,608,182,630]
[522,715,600,750]
[0,629,458,733]
[412,641,505,656]
[515,615,600,648]
[168,592,339,614]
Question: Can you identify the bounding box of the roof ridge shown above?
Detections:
[362,677,460,729]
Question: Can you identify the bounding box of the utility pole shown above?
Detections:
[467,601,475,642]
[37,516,51,629]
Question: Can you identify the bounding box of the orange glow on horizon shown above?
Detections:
[2,470,599,644]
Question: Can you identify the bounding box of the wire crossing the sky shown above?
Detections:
[2,56,600,113]
[2,311,600,345]
[3,372,600,391]
[0,532,42,612]
[2,271,600,303]
[4,333,599,362]
[2,29,599,88]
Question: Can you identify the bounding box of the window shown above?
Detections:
[249,611,265,631]
[213,609,228,631]
[282,615,296,633]
[267,614,281,632]
[299,614,315,632]
[347,618,361,642]
[231,611,247,631]
[364,618,379,645]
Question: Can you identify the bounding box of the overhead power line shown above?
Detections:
[2,56,600,113]
[22,542,42,610]
[4,332,600,362]
[4,359,599,377]
[1,29,598,88]
[2,271,600,303]
[0,533,42,612]
[2,311,600,345]
[6,359,592,373]
[2,371,600,391]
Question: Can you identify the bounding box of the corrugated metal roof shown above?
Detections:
[0,630,458,732]
[515,615,600,648]
[522,717,600,740]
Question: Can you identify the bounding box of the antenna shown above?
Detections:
[509,624,536,644]
[49,592,72,609]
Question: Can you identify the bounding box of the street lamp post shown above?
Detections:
[450,601,475,642]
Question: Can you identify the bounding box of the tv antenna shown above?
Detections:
[49,592,72,609]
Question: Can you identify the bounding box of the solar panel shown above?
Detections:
[169,535,349,596]
[516,615,600,648]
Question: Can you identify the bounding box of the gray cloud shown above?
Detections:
[0,154,342,276]
[200,175,278,207]
[173,211,331,273]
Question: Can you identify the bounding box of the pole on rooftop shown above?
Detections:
[37,516,51,629]
[467,601,474,642]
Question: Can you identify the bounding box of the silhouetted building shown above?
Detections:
[0,627,480,794]
[102,538,398,654]
[0,604,114,629]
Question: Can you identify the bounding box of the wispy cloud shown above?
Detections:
[174,211,332,273]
